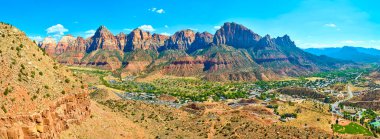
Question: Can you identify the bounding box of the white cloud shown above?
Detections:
[84,30,96,38]
[149,7,157,12]
[46,24,68,36]
[138,25,155,32]
[156,9,165,14]
[29,36,43,42]
[164,25,169,28]
[213,26,221,30]
[160,32,171,36]
[324,23,337,28]
[149,7,165,14]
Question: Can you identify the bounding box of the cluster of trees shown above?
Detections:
[102,78,250,102]
[280,113,297,119]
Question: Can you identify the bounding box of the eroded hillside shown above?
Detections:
[0,22,90,138]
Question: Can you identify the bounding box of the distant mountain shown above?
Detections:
[305,46,380,63]
[38,22,352,81]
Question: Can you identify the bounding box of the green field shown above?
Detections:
[333,123,373,136]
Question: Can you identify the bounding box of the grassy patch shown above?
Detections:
[333,123,373,136]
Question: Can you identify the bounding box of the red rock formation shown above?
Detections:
[38,37,57,56]
[188,32,213,52]
[86,26,119,52]
[213,22,261,48]
[164,29,195,51]
[56,35,76,54]
[0,93,90,139]
[116,32,127,51]
[125,29,168,51]
[152,33,169,49]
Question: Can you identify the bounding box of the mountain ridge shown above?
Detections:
[305,46,380,63]
[37,22,352,81]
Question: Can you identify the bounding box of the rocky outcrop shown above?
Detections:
[152,33,169,49]
[213,22,261,48]
[0,93,90,139]
[251,35,288,63]
[125,29,168,51]
[56,35,76,54]
[274,35,296,49]
[188,32,213,53]
[163,29,195,51]
[38,37,57,56]
[86,26,119,52]
[116,33,127,51]
[69,37,87,52]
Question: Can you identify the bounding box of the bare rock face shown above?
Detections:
[164,29,195,51]
[86,26,119,52]
[116,32,127,51]
[188,32,213,53]
[213,22,261,48]
[55,37,87,65]
[56,35,76,54]
[251,35,288,62]
[0,93,91,139]
[152,33,169,49]
[125,29,168,51]
[39,37,57,56]
[274,35,296,49]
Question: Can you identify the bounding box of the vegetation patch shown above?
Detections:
[333,123,373,136]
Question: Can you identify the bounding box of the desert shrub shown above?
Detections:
[3,87,11,96]
[65,78,70,83]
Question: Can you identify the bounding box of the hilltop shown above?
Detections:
[0,22,90,138]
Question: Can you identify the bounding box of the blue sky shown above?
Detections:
[2,0,380,48]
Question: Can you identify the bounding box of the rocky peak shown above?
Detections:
[86,25,119,52]
[164,29,196,50]
[213,22,261,48]
[116,32,127,50]
[56,35,76,54]
[274,35,296,48]
[125,28,152,51]
[94,25,112,36]
[39,37,57,46]
[59,35,76,43]
[188,32,214,53]
[152,33,169,45]
[128,28,152,42]
[124,29,169,51]
[68,37,87,52]
[256,35,276,49]
[39,37,57,56]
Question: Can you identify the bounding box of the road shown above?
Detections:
[331,85,353,116]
